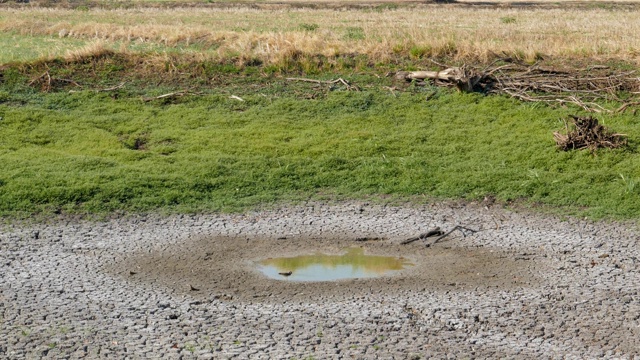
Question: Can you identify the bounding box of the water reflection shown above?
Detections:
[259,247,412,282]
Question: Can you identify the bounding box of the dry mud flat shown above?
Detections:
[1,202,640,359]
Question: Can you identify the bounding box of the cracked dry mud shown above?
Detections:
[2,201,639,359]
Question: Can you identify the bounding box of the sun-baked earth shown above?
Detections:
[2,201,639,358]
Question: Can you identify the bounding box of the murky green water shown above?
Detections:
[258,247,413,282]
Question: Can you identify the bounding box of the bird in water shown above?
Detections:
[278,271,293,277]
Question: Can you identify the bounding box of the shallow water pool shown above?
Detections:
[258,247,413,282]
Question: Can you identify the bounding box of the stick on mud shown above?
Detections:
[401,227,444,245]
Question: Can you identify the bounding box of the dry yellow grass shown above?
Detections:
[1,5,640,64]
[89,0,640,3]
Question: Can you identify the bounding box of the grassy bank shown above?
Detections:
[1,60,640,219]
[2,2,640,219]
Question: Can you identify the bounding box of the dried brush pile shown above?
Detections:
[397,61,640,113]
[554,115,627,152]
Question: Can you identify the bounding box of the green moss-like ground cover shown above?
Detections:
[1,80,640,218]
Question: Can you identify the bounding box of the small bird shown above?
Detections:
[189,284,200,291]
[278,271,293,277]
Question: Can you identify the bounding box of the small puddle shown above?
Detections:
[258,247,413,282]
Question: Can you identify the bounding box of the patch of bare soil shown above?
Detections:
[109,234,539,303]
[4,202,639,358]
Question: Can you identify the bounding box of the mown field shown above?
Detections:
[1,1,640,219]
[2,4,640,64]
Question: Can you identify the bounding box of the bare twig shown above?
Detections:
[28,71,49,86]
[286,77,359,91]
[141,90,201,102]
[55,78,81,87]
[97,82,126,92]
[286,77,324,84]
[426,225,479,247]
[28,71,52,92]
[29,71,84,92]
[401,227,444,245]
[429,58,450,69]
[616,101,640,113]
[382,86,398,97]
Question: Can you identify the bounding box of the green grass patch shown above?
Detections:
[0,33,89,64]
[0,32,221,66]
[1,73,640,218]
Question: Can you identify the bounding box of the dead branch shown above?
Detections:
[426,225,479,247]
[382,86,398,97]
[397,70,455,81]
[141,90,201,102]
[28,71,52,92]
[616,101,640,113]
[97,82,126,92]
[396,62,640,113]
[396,67,489,92]
[55,78,81,87]
[286,77,360,91]
[401,227,444,245]
[28,71,49,86]
[28,71,83,92]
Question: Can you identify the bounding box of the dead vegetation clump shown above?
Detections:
[554,115,627,152]
[397,60,640,113]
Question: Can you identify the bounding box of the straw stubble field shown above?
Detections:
[1,3,640,64]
